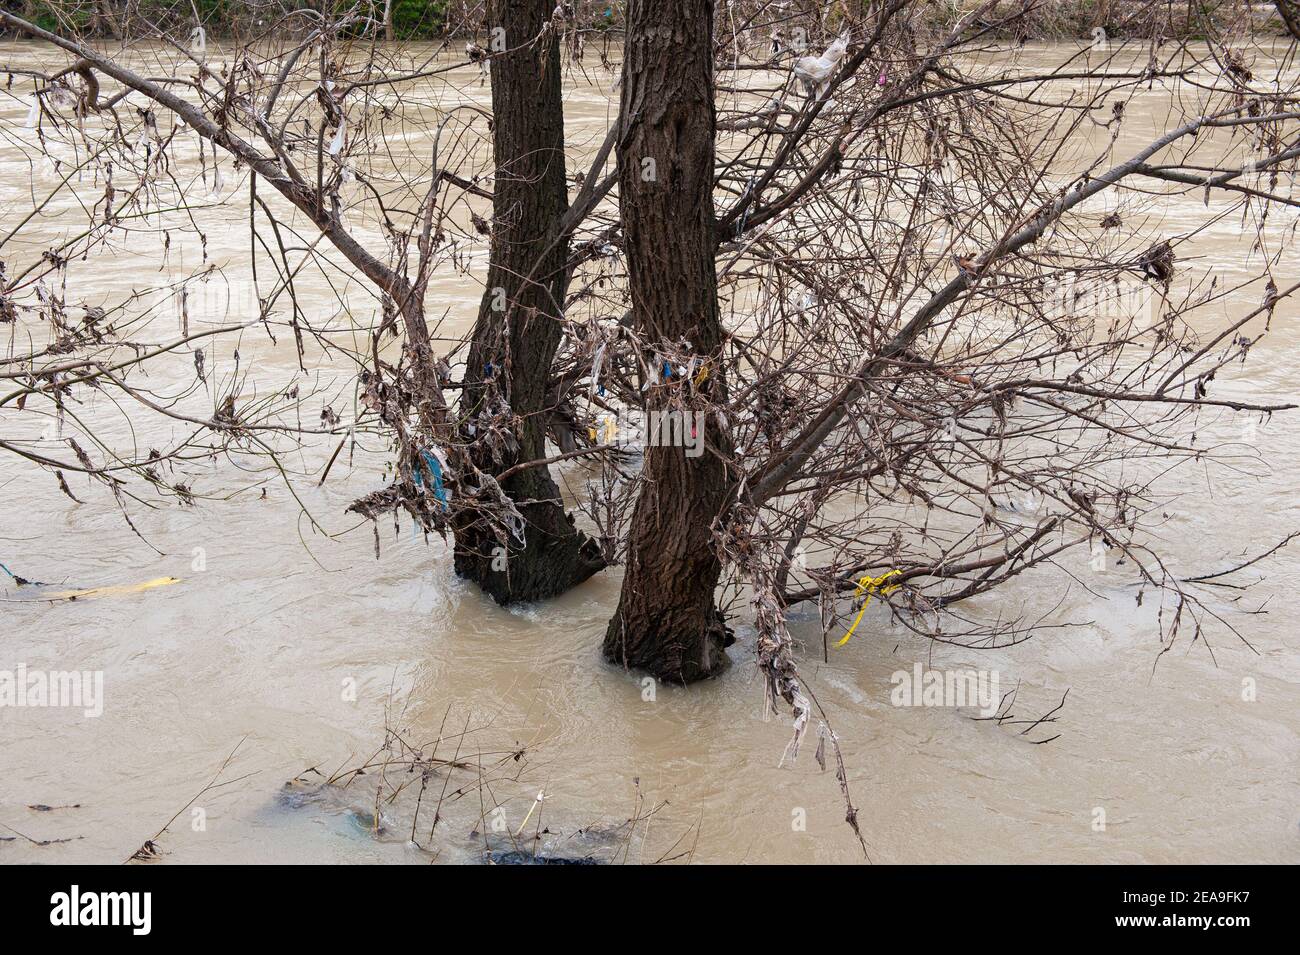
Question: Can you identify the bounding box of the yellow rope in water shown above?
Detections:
[835,570,901,647]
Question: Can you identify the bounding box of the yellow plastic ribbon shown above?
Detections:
[588,416,618,444]
[37,577,180,602]
[835,570,901,647]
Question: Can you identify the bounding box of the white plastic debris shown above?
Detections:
[588,342,606,398]
[428,445,450,475]
[793,35,848,99]
[328,118,347,157]
[190,26,206,56]
[508,512,527,546]
[23,95,39,128]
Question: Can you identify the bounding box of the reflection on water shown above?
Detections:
[0,42,1297,864]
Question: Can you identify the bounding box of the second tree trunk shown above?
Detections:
[602,0,734,683]
[453,0,604,603]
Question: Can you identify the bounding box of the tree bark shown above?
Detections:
[452,0,605,603]
[601,0,734,683]
[97,2,123,40]
[1276,0,1300,39]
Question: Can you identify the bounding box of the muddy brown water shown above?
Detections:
[0,41,1296,863]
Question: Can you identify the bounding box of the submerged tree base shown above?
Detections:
[603,605,734,685]
[454,504,605,605]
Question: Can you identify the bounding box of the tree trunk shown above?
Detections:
[96,1,123,39]
[1276,0,1300,39]
[382,0,394,42]
[452,0,605,603]
[601,0,734,683]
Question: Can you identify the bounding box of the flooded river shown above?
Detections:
[1,40,1297,864]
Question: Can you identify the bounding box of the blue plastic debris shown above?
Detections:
[412,449,450,510]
